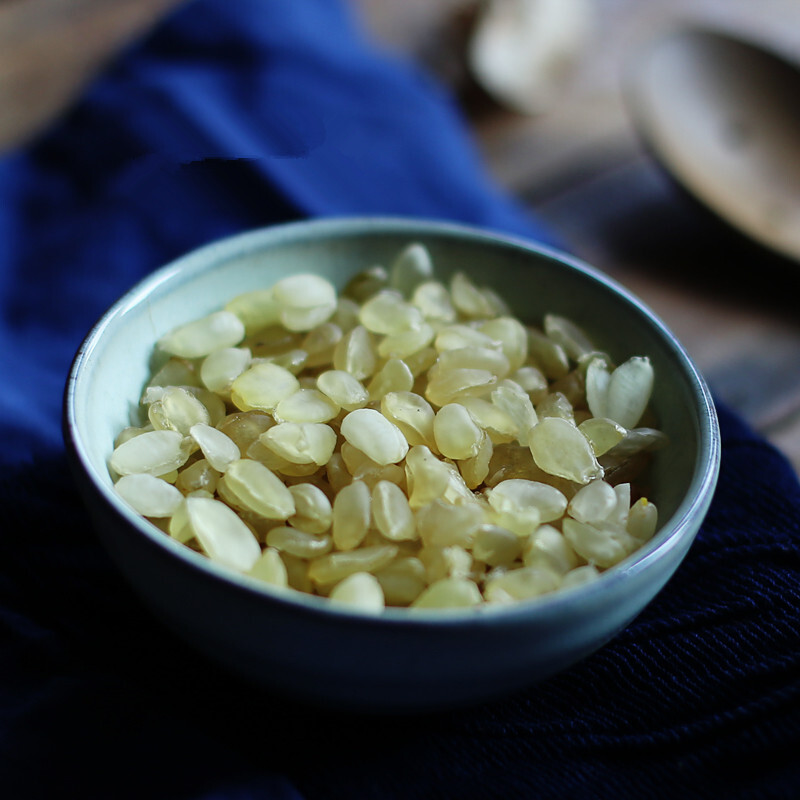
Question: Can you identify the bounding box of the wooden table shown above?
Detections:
[2,0,799,474]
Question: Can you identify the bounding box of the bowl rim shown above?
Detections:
[64,215,721,626]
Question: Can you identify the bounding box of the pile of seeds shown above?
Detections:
[110,243,666,612]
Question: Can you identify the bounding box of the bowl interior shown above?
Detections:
[68,217,718,615]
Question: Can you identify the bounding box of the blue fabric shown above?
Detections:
[1,1,799,798]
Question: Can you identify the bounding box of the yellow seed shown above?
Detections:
[411,577,483,609]
[230,362,300,412]
[372,480,417,541]
[219,459,295,520]
[340,408,409,465]
[329,572,385,612]
[332,480,371,550]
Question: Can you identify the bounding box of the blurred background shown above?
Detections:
[2,0,799,473]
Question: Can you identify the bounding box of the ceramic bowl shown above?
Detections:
[64,217,720,711]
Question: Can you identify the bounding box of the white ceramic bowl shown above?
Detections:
[64,217,720,711]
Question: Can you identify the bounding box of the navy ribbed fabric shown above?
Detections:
[1,2,798,798]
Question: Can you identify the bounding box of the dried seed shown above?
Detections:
[372,480,417,541]
[266,526,332,559]
[411,576,483,609]
[189,423,240,473]
[308,544,398,588]
[528,417,602,484]
[114,473,184,518]
[110,429,191,477]
[185,495,261,572]
[248,547,289,588]
[329,572,385,612]
[231,362,300,412]
[158,311,245,358]
[219,459,295,520]
[340,408,409,465]
[332,480,372,550]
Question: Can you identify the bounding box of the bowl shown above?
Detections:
[63,216,720,711]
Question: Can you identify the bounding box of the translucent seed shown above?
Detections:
[377,323,435,360]
[185,496,261,572]
[627,497,658,542]
[472,524,523,567]
[332,480,372,550]
[372,480,417,541]
[260,422,337,466]
[316,370,369,411]
[425,368,497,407]
[219,459,295,520]
[457,398,517,443]
[568,479,618,525]
[340,408,409,465]
[606,357,654,429]
[562,518,638,568]
[308,544,398,588]
[544,314,595,361]
[536,390,574,423]
[427,545,477,585]
[367,358,415,402]
[114,473,183,518]
[586,357,611,419]
[333,325,377,380]
[404,445,452,508]
[288,483,333,533]
[491,382,538,444]
[411,577,483,609]
[432,346,510,379]
[147,386,211,435]
[528,417,603,484]
[329,572,385,612]
[485,566,561,603]
[200,347,251,395]
[434,324,499,353]
[527,327,570,379]
[561,564,601,589]
[578,417,627,456]
[458,430,493,489]
[487,478,568,524]
[282,552,313,592]
[248,547,289,588]
[380,391,436,449]
[523,524,579,575]
[114,424,153,448]
[415,499,484,548]
[411,280,456,323]
[110,429,191,477]
[359,290,423,334]
[225,289,280,334]
[375,557,427,605]
[332,296,361,331]
[301,322,343,368]
[148,358,200,389]
[272,274,337,332]
[402,346,438,378]
[343,265,389,303]
[189,423,240,473]
[157,311,245,358]
[175,458,220,495]
[274,388,339,424]
[216,411,274,452]
[433,403,482,460]
[266,526,332,559]
[478,317,528,372]
[231,362,300,412]
[450,272,496,318]
[389,242,434,297]
[511,366,549,403]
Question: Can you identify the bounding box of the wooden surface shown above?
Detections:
[2,0,799,474]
